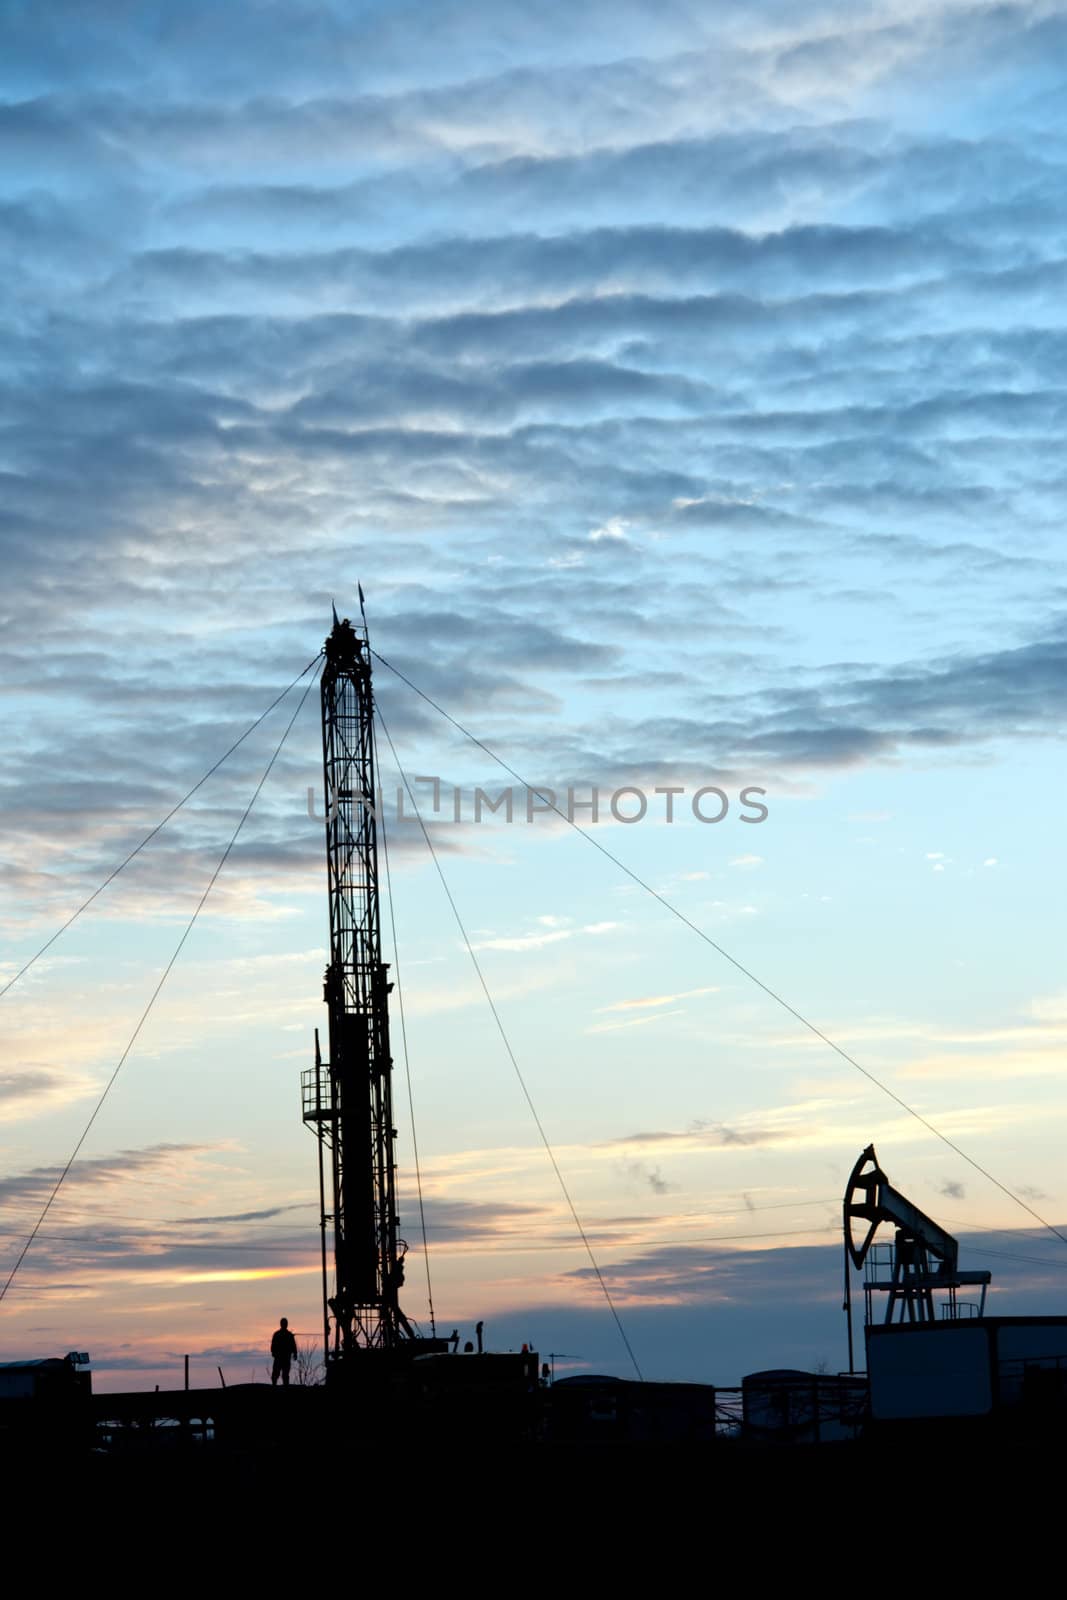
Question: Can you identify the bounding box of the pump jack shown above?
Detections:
[843,1144,990,1368]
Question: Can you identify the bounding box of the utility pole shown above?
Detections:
[303,610,413,1360]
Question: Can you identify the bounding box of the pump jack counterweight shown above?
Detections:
[302,612,415,1360]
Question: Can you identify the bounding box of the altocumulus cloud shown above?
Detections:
[4,5,1067,1390]
[5,3,1067,895]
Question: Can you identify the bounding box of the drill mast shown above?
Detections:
[302,611,413,1357]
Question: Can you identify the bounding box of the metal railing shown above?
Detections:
[301,1063,334,1124]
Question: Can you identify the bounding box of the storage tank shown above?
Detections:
[742,1369,865,1443]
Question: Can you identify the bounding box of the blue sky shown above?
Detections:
[3,1,1067,1390]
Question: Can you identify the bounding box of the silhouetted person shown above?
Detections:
[271,1317,297,1386]
[476,1320,484,1355]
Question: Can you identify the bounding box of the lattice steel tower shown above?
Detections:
[303,610,414,1357]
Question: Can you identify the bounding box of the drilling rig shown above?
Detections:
[302,609,444,1367]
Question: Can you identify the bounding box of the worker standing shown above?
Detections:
[270,1317,297,1386]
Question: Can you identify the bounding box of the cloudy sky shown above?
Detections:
[3,1,1067,1391]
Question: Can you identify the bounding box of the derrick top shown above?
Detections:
[324,614,364,672]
